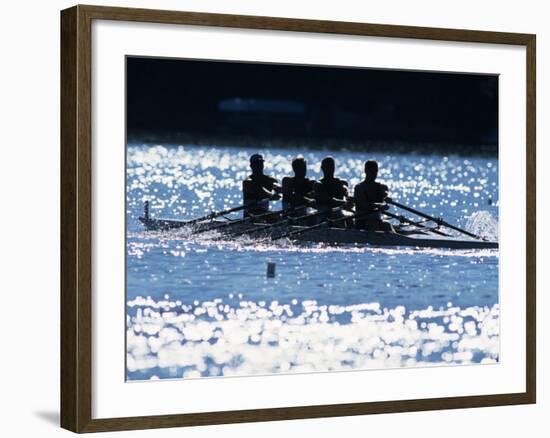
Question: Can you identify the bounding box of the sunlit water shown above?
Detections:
[126,144,499,381]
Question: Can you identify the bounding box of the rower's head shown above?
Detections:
[292,157,307,178]
[249,153,264,175]
[364,160,379,182]
[321,156,335,178]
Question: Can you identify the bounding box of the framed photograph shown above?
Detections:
[60,4,536,433]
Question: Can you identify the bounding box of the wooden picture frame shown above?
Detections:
[61,4,536,433]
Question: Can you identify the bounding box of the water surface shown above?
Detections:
[126,144,499,380]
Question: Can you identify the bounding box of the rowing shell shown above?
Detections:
[139,216,498,250]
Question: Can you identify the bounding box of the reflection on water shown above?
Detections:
[127,297,499,380]
[126,144,499,380]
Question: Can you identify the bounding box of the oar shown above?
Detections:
[183,202,263,226]
[270,207,359,241]
[192,208,284,234]
[382,211,450,237]
[387,199,483,240]
[142,199,263,229]
[231,205,329,238]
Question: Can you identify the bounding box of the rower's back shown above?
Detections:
[282,157,315,211]
[242,154,280,218]
[282,177,315,208]
[313,156,348,210]
[313,177,348,208]
[354,160,393,232]
[354,180,388,214]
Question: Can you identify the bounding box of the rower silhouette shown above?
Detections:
[353,160,394,232]
[314,157,348,207]
[242,153,281,218]
[282,157,315,217]
[313,156,351,226]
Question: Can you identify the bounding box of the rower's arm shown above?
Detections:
[269,178,282,200]
[354,183,390,212]
[343,196,355,210]
[373,202,390,211]
[282,178,313,206]
[313,182,330,204]
[243,180,275,200]
[281,178,295,205]
[313,182,346,207]
[281,177,292,198]
[354,185,377,212]
[340,184,349,199]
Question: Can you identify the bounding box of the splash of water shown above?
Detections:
[465,211,499,241]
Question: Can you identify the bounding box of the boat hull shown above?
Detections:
[290,226,498,249]
[138,216,498,250]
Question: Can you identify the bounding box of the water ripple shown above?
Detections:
[127,297,499,380]
[126,144,499,380]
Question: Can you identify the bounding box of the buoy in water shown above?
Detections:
[266,261,276,278]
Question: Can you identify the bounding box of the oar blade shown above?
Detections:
[387,199,483,240]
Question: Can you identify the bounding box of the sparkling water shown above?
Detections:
[126,144,499,380]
